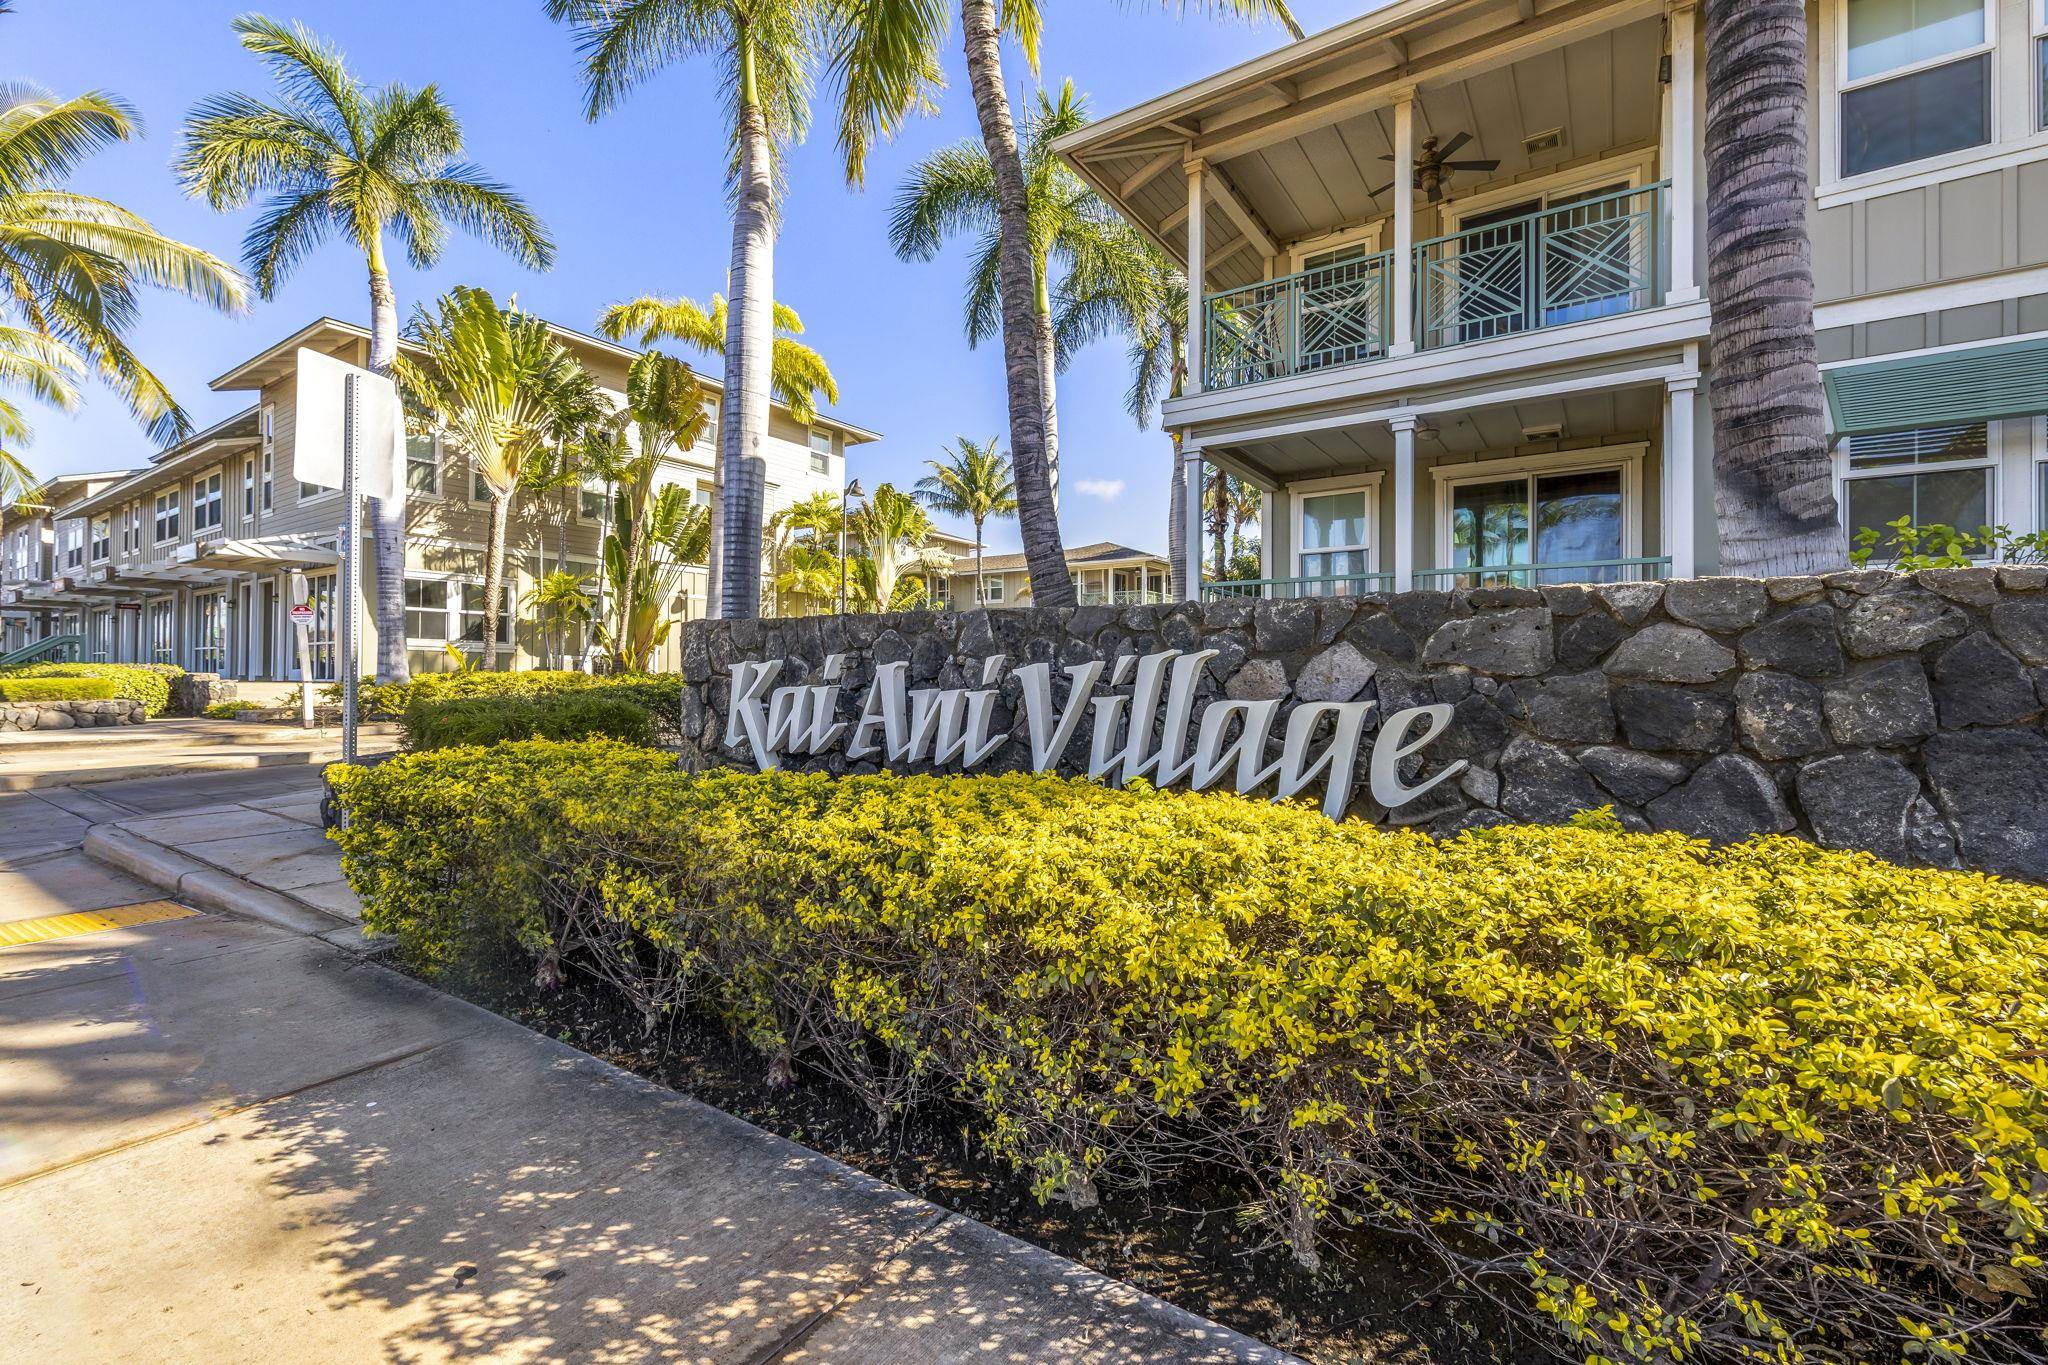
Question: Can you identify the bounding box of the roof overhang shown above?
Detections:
[174,536,341,573]
[66,414,260,521]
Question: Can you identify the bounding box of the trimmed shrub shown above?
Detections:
[402,692,656,752]
[0,663,180,716]
[0,676,116,702]
[331,742,2048,1364]
[359,669,682,743]
[202,700,260,719]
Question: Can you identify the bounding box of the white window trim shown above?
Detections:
[1430,444,1647,568]
[1290,470,1385,579]
[1830,421,2000,546]
[402,571,455,648]
[1817,0,2011,202]
[1287,220,1386,275]
[2035,0,2048,132]
[89,516,109,564]
[2033,414,2048,530]
[152,490,181,547]
[450,576,515,651]
[191,467,225,535]
[1442,149,1659,233]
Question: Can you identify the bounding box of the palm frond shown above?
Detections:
[546,0,731,120]
[824,0,948,186]
[600,294,724,351]
[231,14,371,148]
[770,335,837,421]
[887,137,996,260]
[173,91,332,209]
[408,167,555,270]
[0,86,140,195]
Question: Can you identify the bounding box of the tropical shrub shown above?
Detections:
[0,663,176,713]
[202,699,260,718]
[1849,517,2048,569]
[0,676,116,702]
[357,669,682,742]
[330,742,2048,1365]
[402,692,655,752]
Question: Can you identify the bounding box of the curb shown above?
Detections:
[81,824,375,945]
[0,750,342,793]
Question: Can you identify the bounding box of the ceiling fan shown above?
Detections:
[1367,131,1502,203]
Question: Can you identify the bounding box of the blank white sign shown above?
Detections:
[293,347,405,504]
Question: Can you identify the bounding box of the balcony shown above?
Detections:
[1202,183,1669,394]
[1076,589,1169,607]
[1207,558,1669,601]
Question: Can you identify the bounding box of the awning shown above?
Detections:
[174,537,340,572]
[1824,335,2048,436]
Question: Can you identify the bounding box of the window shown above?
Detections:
[297,572,337,681]
[979,576,1005,604]
[191,470,223,533]
[1294,482,1379,594]
[1435,451,1643,588]
[63,524,82,571]
[472,467,493,504]
[261,451,273,513]
[580,481,607,521]
[1839,0,1993,177]
[406,433,439,496]
[88,610,112,663]
[1839,422,1995,545]
[693,483,714,508]
[2038,0,2048,130]
[90,516,108,564]
[242,458,256,519]
[457,581,513,648]
[809,428,833,476]
[152,490,180,544]
[191,592,227,673]
[146,598,176,666]
[404,578,449,643]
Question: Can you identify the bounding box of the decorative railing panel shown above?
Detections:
[1414,556,1671,591]
[1203,252,1391,390]
[1203,573,1397,600]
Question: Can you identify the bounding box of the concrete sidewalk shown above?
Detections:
[1,769,1291,1363]
[0,717,400,791]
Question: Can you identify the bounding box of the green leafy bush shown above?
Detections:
[332,742,2048,1364]
[202,700,260,719]
[359,669,682,742]
[401,692,656,752]
[1849,517,2048,569]
[0,663,181,716]
[0,676,116,702]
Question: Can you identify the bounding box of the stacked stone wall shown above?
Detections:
[0,698,146,731]
[677,568,2048,882]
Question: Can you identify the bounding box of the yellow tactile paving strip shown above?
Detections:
[0,900,199,949]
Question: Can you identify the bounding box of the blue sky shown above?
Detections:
[9,0,1362,555]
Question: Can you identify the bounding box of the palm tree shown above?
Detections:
[1704,0,1841,574]
[548,0,942,621]
[1,85,246,501]
[1059,242,1187,594]
[852,482,949,613]
[177,15,555,683]
[773,537,842,616]
[942,0,1300,610]
[394,287,596,671]
[599,292,836,610]
[524,568,593,668]
[598,484,708,671]
[915,436,1015,603]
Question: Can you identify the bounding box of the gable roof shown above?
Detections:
[961,541,1166,575]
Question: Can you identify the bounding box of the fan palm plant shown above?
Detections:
[393,287,596,671]
[1704,0,1841,573]
[852,482,949,613]
[1058,241,1186,594]
[924,0,1299,610]
[548,0,942,621]
[597,483,706,671]
[177,15,555,682]
[773,537,842,616]
[1,84,246,502]
[523,568,593,669]
[914,436,1014,603]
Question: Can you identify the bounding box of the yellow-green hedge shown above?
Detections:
[0,662,178,715]
[330,741,2048,1364]
[0,676,115,702]
[357,669,683,742]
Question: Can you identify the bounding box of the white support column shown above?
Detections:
[1390,92,1418,356]
[1184,158,1207,395]
[1391,415,1418,591]
[1182,445,1207,601]
[1664,376,1699,579]
[1665,0,1700,304]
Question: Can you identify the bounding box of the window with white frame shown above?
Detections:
[90,516,108,563]
[300,571,337,681]
[2037,0,2048,131]
[580,479,606,521]
[152,489,180,544]
[404,577,449,643]
[979,575,1004,604]
[191,470,223,533]
[457,580,513,648]
[191,591,227,672]
[1438,453,1638,586]
[146,598,176,665]
[2036,417,2047,529]
[472,465,493,504]
[1839,0,1995,177]
[261,450,274,512]
[406,432,439,496]
[242,458,256,519]
[1839,422,1995,546]
[62,523,81,571]
[1293,480,1379,594]
[808,428,833,476]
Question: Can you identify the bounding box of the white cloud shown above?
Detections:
[1074,478,1125,501]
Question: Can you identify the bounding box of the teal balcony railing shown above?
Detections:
[1203,572,1396,601]
[1203,251,1392,390]
[1415,182,1667,351]
[1077,589,1168,606]
[1197,182,1671,392]
[1414,556,1670,591]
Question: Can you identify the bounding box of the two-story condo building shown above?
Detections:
[939,541,1173,609]
[23,317,877,686]
[1,472,133,660]
[1057,0,2048,598]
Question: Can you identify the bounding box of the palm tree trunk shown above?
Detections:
[973,515,985,606]
[365,251,410,685]
[483,490,508,671]
[1704,0,1842,575]
[961,0,1071,608]
[716,35,775,620]
[1210,473,1229,581]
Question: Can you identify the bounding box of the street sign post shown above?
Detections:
[288,576,315,730]
[294,348,402,766]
